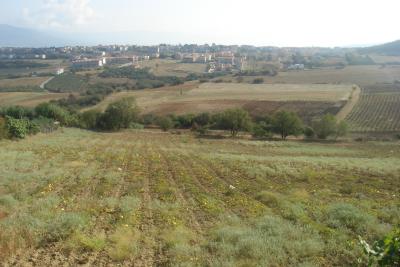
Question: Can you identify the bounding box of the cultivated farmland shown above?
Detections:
[345,84,400,132]
[139,59,207,77]
[87,83,353,121]
[0,92,71,107]
[0,129,399,266]
[263,65,400,86]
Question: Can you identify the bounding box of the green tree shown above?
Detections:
[216,108,252,137]
[271,111,303,140]
[98,97,139,130]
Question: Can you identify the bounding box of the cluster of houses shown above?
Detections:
[71,54,153,69]
[176,51,247,72]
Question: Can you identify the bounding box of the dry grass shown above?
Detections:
[86,82,352,116]
[0,92,71,107]
[0,77,50,87]
[140,59,207,77]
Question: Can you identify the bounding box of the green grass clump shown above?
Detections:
[207,215,323,266]
[323,203,380,235]
[67,231,107,252]
[162,225,202,266]
[107,227,139,261]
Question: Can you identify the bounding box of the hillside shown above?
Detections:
[361,40,400,55]
[1,128,399,265]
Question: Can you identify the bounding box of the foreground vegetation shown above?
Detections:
[0,128,398,266]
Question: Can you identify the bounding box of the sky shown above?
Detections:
[1,0,400,47]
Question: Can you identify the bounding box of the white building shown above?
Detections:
[56,68,64,75]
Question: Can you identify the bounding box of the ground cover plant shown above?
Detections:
[0,128,399,266]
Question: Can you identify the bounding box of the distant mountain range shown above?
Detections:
[0,24,68,47]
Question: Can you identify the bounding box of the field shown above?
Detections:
[345,84,400,132]
[140,59,207,77]
[0,128,399,266]
[0,77,50,88]
[0,92,71,108]
[261,65,400,86]
[0,59,67,79]
[45,73,87,92]
[87,83,353,120]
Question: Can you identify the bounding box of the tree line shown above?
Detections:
[0,97,348,140]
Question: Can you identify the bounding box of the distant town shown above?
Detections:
[0,43,374,78]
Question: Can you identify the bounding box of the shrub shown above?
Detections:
[68,231,107,252]
[0,117,8,139]
[5,116,29,139]
[193,112,211,127]
[107,227,139,261]
[175,114,195,128]
[304,126,315,139]
[31,117,58,133]
[324,203,378,235]
[312,114,346,140]
[35,103,78,127]
[255,191,280,207]
[207,215,323,266]
[252,78,264,84]
[156,116,174,131]
[252,123,272,139]
[97,97,140,130]
[0,106,34,119]
[359,228,400,266]
[140,114,157,125]
[162,226,201,266]
[79,110,101,129]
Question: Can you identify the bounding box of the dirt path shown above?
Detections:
[40,76,55,89]
[336,85,361,121]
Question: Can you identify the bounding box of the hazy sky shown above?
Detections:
[1,0,400,46]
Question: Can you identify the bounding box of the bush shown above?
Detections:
[97,97,140,130]
[35,103,78,127]
[79,110,101,129]
[0,106,34,119]
[5,116,30,139]
[304,126,315,139]
[324,203,378,235]
[359,228,400,266]
[193,112,211,127]
[31,117,59,133]
[156,116,174,131]
[175,114,195,128]
[251,123,272,139]
[252,78,264,84]
[207,215,323,266]
[0,117,8,139]
[140,114,157,125]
